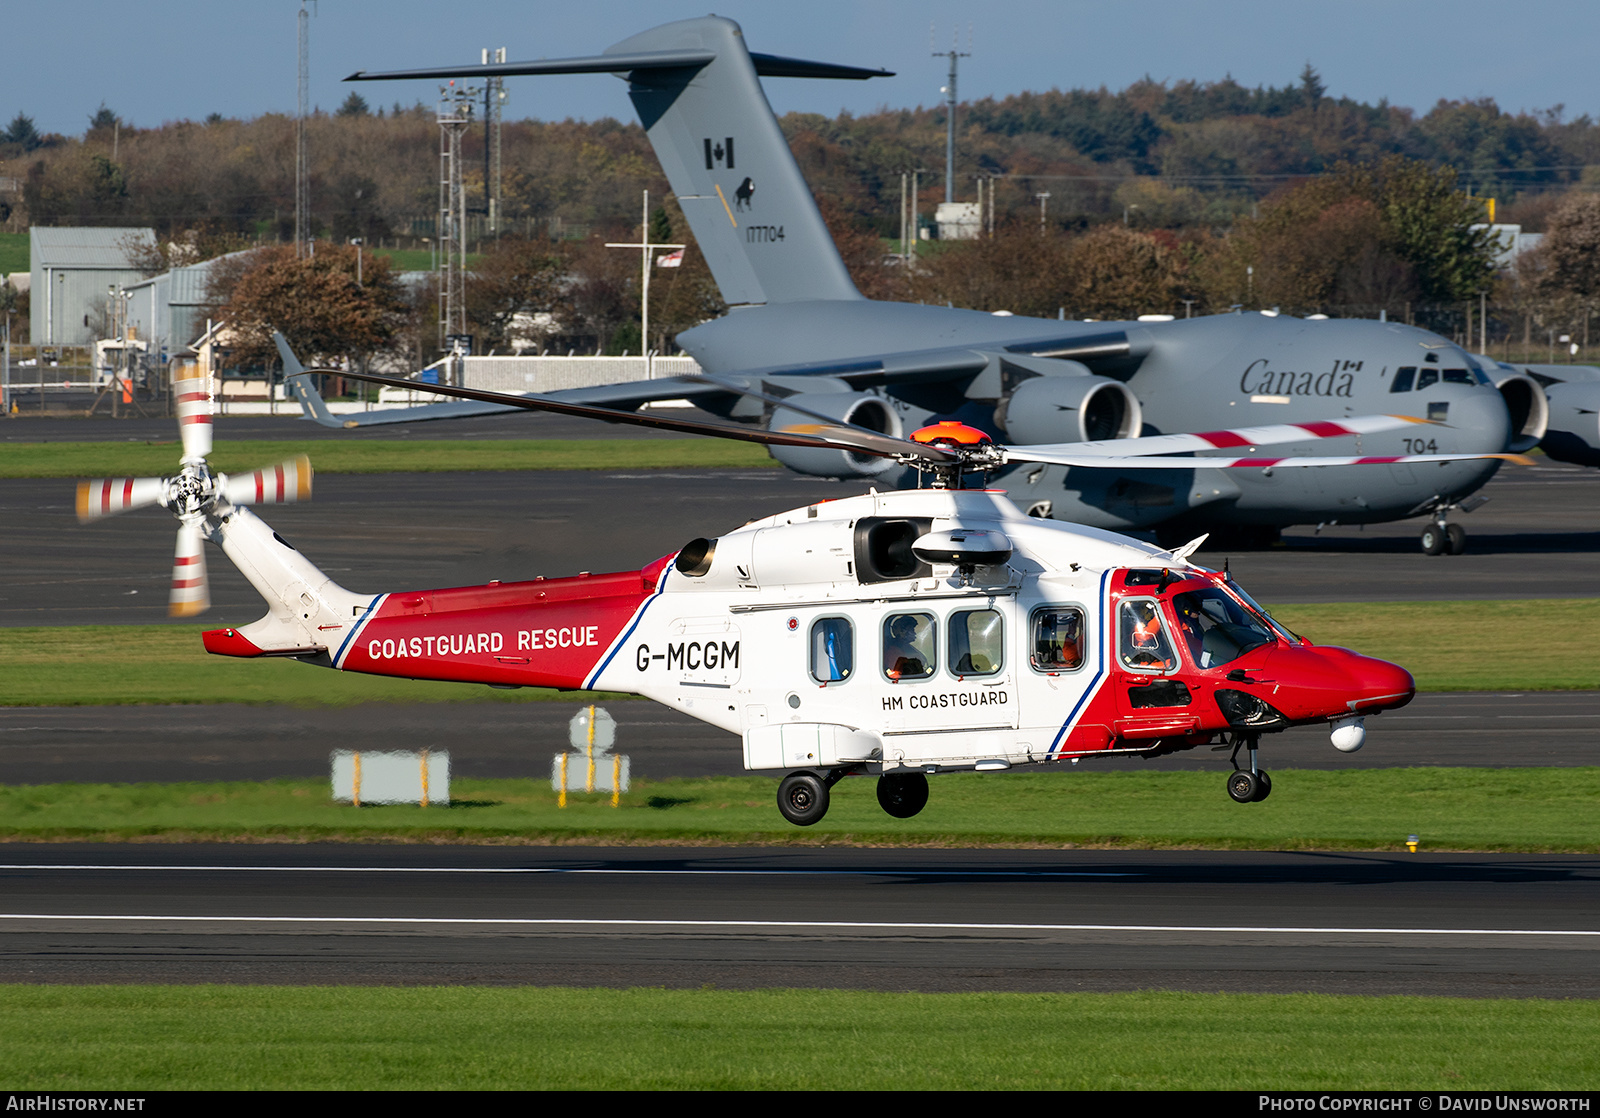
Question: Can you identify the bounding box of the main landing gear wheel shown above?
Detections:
[877,772,930,819]
[777,772,830,827]
[1421,523,1466,555]
[1226,770,1261,804]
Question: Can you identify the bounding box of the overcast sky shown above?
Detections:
[6,1,1598,137]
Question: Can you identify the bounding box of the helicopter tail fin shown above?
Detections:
[273,331,341,428]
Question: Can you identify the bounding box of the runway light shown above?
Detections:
[1406,834,1420,853]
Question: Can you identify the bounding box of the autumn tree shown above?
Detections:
[1059,225,1189,319]
[465,237,571,353]
[211,244,408,369]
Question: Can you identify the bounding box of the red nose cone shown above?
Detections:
[1257,643,1415,721]
[1339,651,1416,713]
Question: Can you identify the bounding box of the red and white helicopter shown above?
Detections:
[78,368,1527,825]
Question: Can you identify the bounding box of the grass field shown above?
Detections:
[4,601,1597,709]
[0,232,27,276]
[2,986,1595,1090]
[0,438,775,477]
[1,768,1594,849]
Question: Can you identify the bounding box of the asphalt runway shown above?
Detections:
[5,458,1599,630]
[0,845,1595,996]
[2,691,1597,784]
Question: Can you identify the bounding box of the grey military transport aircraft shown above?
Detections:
[318,14,1570,553]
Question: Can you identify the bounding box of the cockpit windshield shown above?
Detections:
[1220,577,1298,644]
[1170,587,1276,669]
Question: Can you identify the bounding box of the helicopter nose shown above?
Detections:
[1315,646,1416,714]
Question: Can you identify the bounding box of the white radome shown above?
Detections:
[1330,718,1366,753]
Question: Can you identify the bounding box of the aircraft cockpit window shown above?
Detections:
[1171,588,1275,669]
[1118,599,1176,673]
[1390,367,1416,392]
[1030,607,1084,672]
[1443,368,1473,385]
[949,609,1003,677]
[1222,577,1299,643]
[1416,368,1440,390]
[810,617,853,684]
[883,613,936,681]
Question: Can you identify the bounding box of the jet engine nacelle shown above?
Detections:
[1495,373,1550,454]
[1540,379,1600,466]
[996,373,1143,446]
[767,392,904,478]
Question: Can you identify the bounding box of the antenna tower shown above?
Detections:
[483,48,506,236]
[295,1,314,256]
[437,81,477,353]
[932,26,971,205]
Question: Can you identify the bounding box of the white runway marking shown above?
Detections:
[0,864,1140,878]
[0,914,1595,936]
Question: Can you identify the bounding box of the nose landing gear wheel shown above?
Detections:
[1420,524,1447,555]
[1446,524,1466,555]
[1227,770,1261,804]
[777,772,830,826]
[877,772,929,818]
[1251,770,1272,802]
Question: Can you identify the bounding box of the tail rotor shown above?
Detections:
[77,369,312,616]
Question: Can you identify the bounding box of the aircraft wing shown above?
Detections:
[273,333,734,429]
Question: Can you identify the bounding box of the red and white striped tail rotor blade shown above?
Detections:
[76,477,166,523]
[168,521,210,618]
[219,455,313,506]
[173,371,214,462]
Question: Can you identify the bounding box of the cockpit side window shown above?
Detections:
[1416,368,1439,390]
[1118,599,1176,673]
[1390,367,1416,393]
[1443,368,1473,384]
[1171,588,1275,669]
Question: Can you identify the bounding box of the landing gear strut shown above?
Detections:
[1225,735,1272,803]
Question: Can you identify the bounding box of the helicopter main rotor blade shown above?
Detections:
[333,371,960,464]
[1023,414,1441,459]
[76,477,166,523]
[219,457,314,507]
[998,448,1536,470]
[682,373,941,459]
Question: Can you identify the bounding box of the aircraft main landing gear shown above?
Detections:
[1225,735,1272,803]
[877,771,929,818]
[776,768,852,826]
[1420,519,1466,556]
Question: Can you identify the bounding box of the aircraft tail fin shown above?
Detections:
[273,331,341,428]
[609,18,870,306]
[347,17,886,308]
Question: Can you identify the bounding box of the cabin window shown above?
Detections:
[1170,588,1275,669]
[1030,607,1085,672]
[1390,367,1416,392]
[882,612,936,680]
[1118,599,1176,673]
[810,617,854,683]
[949,610,1004,677]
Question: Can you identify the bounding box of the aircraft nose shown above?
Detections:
[1317,646,1415,714]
